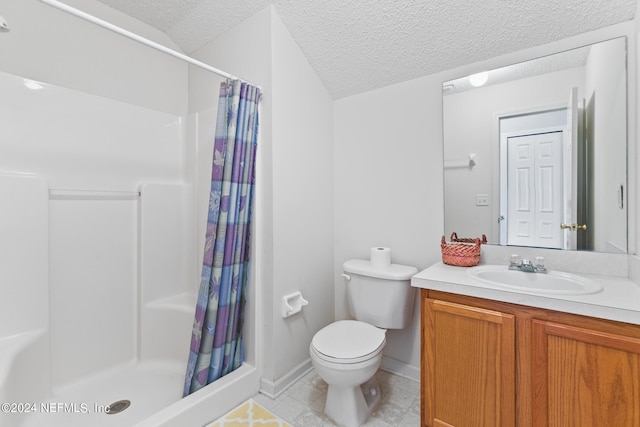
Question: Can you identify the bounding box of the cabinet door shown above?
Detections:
[532,320,640,427]
[424,298,516,427]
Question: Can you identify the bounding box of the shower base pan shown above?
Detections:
[21,360,184,427]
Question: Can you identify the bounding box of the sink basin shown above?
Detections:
[466,265,603,295]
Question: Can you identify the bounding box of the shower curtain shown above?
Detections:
[184,80,261,396]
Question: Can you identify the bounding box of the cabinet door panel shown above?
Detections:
[424,299,515,427]
[533,320,640,427]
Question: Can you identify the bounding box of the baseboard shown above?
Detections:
[259,358,313,399]
[380,356,420,382]
[260,356,419,399]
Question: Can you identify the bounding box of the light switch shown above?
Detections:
[476,194,489,206]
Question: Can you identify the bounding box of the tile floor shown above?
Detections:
[252,369,421,426]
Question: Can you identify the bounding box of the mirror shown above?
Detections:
[443,37,627,253]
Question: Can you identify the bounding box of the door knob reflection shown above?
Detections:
[561,223,587,231]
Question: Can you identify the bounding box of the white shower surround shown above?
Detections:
[0,68,259,426]
[0,0,270,424]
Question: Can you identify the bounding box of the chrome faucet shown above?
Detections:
[509,255,547,273]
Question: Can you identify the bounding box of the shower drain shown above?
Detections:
[106,399,131,415]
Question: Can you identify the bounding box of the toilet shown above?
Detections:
[310,258,418,427]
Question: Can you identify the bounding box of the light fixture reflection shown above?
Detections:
[23,79,45,91]
[469,71,489,87]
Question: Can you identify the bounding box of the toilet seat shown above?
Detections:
[311,320,386,364]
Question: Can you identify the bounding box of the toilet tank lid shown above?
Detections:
[343,259,418,280]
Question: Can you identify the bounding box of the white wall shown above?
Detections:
[334,77,444,371]
[270,9,334,384]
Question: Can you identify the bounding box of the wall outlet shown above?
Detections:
[476,194,489,206]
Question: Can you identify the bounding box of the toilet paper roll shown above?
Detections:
[370,247,391,266]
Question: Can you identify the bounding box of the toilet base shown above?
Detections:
[324,376,381,427]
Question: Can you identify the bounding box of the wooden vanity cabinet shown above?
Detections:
[421,289,640,427]
[423,295,515,426]
[532,320,640,426]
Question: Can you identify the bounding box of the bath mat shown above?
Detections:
[206,398,292,427]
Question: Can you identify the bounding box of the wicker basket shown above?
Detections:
[441,234,483,267]
[450,232,487,245]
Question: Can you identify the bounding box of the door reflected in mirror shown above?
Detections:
[443,37,627,253]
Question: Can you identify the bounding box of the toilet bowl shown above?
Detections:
[310,257,417,427]
[310,320,386,427]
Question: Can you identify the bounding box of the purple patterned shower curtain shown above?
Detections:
[183,80,261,396]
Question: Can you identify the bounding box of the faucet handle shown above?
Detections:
[534,256,545,268]
[534,256,547,273]
[509,254,522,268]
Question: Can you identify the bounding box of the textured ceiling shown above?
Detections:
[96,0,637,99]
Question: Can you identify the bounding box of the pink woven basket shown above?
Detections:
[441,234,483,267]
[449,232,487,245]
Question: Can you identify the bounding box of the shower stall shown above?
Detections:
[0,1,260,426]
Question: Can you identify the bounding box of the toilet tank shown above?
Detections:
[343,259,418,329]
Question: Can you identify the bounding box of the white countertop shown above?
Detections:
[412,262,640,325]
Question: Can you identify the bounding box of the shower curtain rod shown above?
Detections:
[40,0,261,88]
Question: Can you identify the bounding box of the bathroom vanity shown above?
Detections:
[413,261,640,427]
